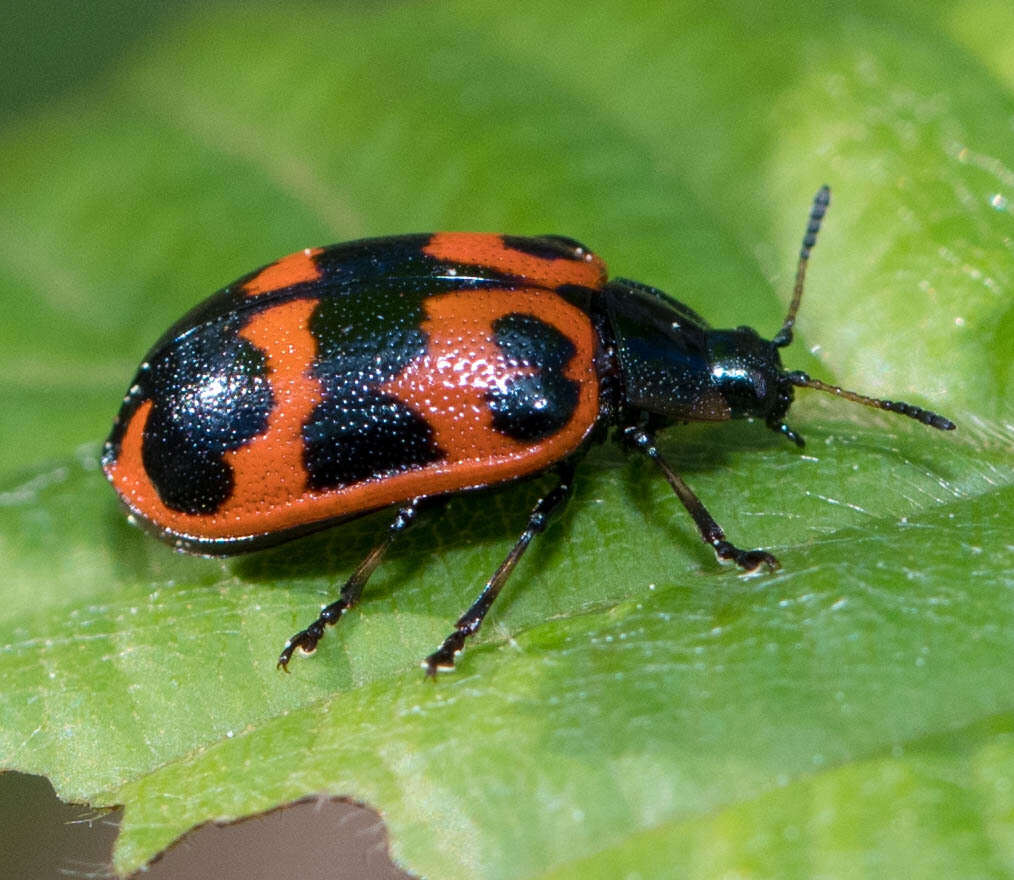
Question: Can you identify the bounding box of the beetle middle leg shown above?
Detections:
[424,460,576,676]
[277,498,424,671]
[622,425,779,572]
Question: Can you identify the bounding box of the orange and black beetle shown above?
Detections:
[103,188,955,674]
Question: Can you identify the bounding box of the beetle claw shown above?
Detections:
[714,541,779,572]
[276,630,319,671]
[424,632,467,677]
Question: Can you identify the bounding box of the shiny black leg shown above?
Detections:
[277,498,423,671]
[622,426,779,572]
[424,461,576,676]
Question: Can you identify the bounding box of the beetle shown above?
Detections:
[103,187,955,675]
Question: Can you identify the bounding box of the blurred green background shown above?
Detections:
[1,1,1012,878]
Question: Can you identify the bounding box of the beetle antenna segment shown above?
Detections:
[773,185,831,349]
[786,371,956,431]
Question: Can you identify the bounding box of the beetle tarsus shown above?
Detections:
[424,631,469,677]
[769,420,805,447]
[713,541,779,572]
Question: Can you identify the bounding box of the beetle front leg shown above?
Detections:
[424,461,576,676]
[277,498,425,671]
[622,426,778,572]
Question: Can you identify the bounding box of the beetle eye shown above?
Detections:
[751,371,767,399]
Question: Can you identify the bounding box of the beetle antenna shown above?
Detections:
[773,185,830,348]
[785,371,956,431]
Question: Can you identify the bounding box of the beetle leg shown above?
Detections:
[424,461,576,676]
[622,426,779,572]
[277,498,424,671]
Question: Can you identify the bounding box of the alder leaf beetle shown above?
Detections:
[103,187,955,675]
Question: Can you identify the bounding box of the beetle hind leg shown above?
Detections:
[424,461,576,676]
[622,425,779,572]
[277,498,423,671]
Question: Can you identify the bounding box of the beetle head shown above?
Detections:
[718,185,954,447]
[705,325,797,440]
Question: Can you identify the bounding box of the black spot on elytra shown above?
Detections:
[303,282,443,489]
[487,313,579,441]
[502,235,591,262]
[552,284,597,312]
[303,393,438,487]
[140,316,273,513]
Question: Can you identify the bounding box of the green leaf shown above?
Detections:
[1,1,1012,878]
